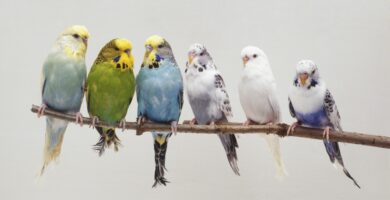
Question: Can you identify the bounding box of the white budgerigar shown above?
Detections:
[185,44,239,175]
[238,46,287,178]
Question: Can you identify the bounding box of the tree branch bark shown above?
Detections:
[31,104,390,149]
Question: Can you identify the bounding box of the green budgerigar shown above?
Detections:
[38,25,89,174]
[86,38,135,155]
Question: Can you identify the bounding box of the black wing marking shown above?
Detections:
[41,78,47,97]
[178,89,184,110]
[288,97,296,118]
[324,89,342,131]
[215,74,232,117]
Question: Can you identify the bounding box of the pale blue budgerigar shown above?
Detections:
[288,60,360,188]
[136,35,183,187]
[185,44,239,175]
[37,25,89,174]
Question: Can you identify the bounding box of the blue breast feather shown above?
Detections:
[42,55,86,113]
[295,108,330,127]
[136,61,183,124]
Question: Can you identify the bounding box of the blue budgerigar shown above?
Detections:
[185,44,239,175]
[288,60,360,188]
[136,35,183,187]
[37,25,89,174]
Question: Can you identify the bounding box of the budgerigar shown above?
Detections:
[185,44,239,175]
[37,25,89,174]
[288,60,360,188]
[86,38,135,155]
[136,35,183,187]
[238,46,287,179]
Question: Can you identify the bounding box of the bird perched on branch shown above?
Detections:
[37,25,89,174]
[136,35,183,187]
[86,38,135,155]
[288,59,360,188]
[238,46,287,179]
[185,43,239,175]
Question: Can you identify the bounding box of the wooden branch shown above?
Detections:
[31,104,390,149]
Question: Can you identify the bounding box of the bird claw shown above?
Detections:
[75,112,84,126]
[119,119,126,132]
[90,116,99,129]
[287,122,299,136]
[189,118,197,125]
[37,104,47,118]
[171,121,178,135]
[323,126,331,141]
[137,116,146,127]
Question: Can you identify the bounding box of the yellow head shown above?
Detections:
[94,38,134,71]
[59,25,90,59]
[142,35,174,68]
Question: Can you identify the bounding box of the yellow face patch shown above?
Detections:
[111,38,134,71]
[63,25,90,39]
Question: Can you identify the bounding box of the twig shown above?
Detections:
[31,104,390,149]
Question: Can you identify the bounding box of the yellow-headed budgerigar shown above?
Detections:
[238,46,287,179]
[136,35,183,187]
[37,25,89,174]
[86,38,135,155]
[185,43,240,175]
[288,60,360,188]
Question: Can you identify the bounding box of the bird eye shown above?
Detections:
[311,69,316,75]
[253,54,258,58]
[158,44,163,48]
[72,34,80,39]
[125,49,130,54]
[199,52,204,56]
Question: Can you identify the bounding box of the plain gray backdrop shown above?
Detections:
[1,0,389,199]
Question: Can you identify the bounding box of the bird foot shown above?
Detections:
[37,104,47,118]
[119,119,126,132]
[323,126,331,141]
[243,119,257,126]
[171,121,178,135]
[90,116,99,129]
[287,122,299,136]
[209,121,216,126]
[189,118,197,125]
[75,112,84,126]
[137,116,147,126]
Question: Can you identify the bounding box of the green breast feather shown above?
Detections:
[86,62,135,125]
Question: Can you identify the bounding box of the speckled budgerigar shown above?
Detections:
[86,38,135,155]
[136,35,183,187]
[238,46,287,179]
[37,25,89,174]
[288,60,360,188]
[185,43,239,175]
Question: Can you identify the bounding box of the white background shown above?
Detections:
[1,0,389,199]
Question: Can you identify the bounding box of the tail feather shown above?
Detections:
[41,117,68,175]
[93,127,121,156]
[324,141,361,188]
[152,132,171,187]
[218,134,240,175]
[264,134,287,179]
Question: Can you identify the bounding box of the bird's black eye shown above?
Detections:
[199,52,204,56]
[72,34,80,39]
[158,44,163,48]
[253,54,258,58]
[114,47,120,51]
[311,69,316,75]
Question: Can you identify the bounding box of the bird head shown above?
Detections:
[187,43,212,65]
[57,25,90,59]
[295,60,319,87]
[240,46,267,67]
[142,35,174,68]
[94,38,134,71]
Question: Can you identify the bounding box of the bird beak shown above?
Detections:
[188,52,195,65]
[299,73,309,85]
[242,56,250,65]
[82,38,88,46]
